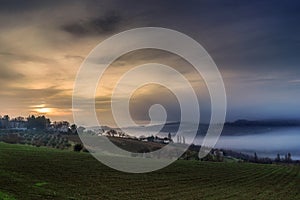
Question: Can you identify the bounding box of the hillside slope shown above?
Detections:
[0,142,300,200]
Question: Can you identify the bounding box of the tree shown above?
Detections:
[107,129,117,137]
[168,132,172,141]
[285,153,292,163]
[254,152,258,163]
[215,149,223,162]
[16,116,25,121]
[275,153,281,162]
[147,135,154,142]
[27,115,50,130]
[0,115,10,129]
[118,131,125,137]
[202,153,214,161]
[288,153,292,162]
[69,124,78,135]
[3,115,10,121]
[73,143,83,152]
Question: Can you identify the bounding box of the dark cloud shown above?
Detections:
[1,86,66,99]
[62,11,122,37]
[0,0,56,12]
[110,49,194,74]
[1,0,300,122]
[0,64,24,80]
[129,85,181,123]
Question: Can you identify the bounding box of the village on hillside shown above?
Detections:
[1,114,298,165]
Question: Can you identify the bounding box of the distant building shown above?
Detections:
[153,137,164,144]
[49,121,70,133]
[153,136,173,144]
[212,149,224,158]
[0,116,27,130]
[0,115,10,129]
[9,118,27,130]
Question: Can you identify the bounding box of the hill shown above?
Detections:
[1,142,300,199]
[124,119,300,137]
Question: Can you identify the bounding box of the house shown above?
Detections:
[49,121,70,133]
[9,118,27,130]
[0,115,10,129]
[212,149,224,157]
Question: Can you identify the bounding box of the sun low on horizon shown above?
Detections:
[1,1,300,199]
[0,0,300,125]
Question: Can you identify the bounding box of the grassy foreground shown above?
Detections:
[0,142,300,200]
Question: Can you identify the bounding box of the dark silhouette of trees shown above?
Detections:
[275,153,281,162]
[69,124,78,135]
[0,133,22,144]
[201,153,214,161]
[254,152,258,163]
[285,153,292,163]
[107,129,117,137]
[147,135,154,142]
[168,132,172,141]
[27,115,50,130]
[3,115,10,121]
[73,143,83,152]
[0,115,10,129]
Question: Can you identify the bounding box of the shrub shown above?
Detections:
[73,143,83,152]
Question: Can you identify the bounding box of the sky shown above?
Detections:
[1,0,300,125]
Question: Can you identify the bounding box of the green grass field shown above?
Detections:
[1,142,300,200]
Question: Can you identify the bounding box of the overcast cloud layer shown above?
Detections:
[0,0,300,125]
